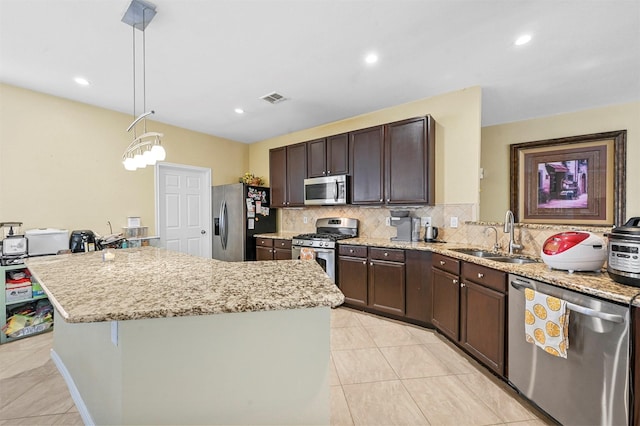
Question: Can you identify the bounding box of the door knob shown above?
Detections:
[201,230,206,235]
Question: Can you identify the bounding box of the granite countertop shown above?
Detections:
[25,247,344,324]
[254,231,300,240]
[250,232,640,306]
[341,237,640,306]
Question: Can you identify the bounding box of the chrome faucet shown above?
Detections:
[504,210,523,255]
[485,226,500,252]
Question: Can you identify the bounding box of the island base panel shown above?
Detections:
[52,307,331,425]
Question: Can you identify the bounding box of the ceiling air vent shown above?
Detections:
[260,92,287,104]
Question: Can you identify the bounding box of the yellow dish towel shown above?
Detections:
[524,288,569,358]
[300,247,316,260]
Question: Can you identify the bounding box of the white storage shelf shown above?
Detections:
[126,236,160,248]
[1,264,53,344]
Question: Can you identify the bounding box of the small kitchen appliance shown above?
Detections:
[69,230,97,253]
[291,217,358,283]
[303,175,348,206]
[607,217,640,287]
[540,231,607,273]
[26,228,69,256]
[424,225,439,242]
[1,222,28,265]
[390,211,411,242]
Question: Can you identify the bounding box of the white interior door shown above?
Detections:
[156,163,211,257]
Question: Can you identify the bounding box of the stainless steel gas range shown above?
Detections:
[291,218,358,283]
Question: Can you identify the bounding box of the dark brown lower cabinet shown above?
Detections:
[431,264,460,341]
[338,245,406,316]
[255,238,291,261]
[337,245,368,306]
[368,248,405,316]
[431,254,507,376]
[405,250,432,324]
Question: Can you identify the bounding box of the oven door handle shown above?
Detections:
[294,247,333,254]
[510,279,625,324]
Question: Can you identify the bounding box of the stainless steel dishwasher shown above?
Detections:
[508,274,631,425]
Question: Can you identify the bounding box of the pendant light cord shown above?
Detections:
[142,7,147,134]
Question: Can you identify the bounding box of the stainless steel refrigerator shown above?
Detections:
[212,183,277,261]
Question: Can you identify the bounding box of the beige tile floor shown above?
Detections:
[0,308,552,425]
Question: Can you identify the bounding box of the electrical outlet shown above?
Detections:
[303,217,308,224]
[450,216,459,228]
[421,216,431,227]
[385,217,391,226]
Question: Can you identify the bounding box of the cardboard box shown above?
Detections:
[6,285,32,303]
[31,282,45,298]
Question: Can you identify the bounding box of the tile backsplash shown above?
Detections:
[279,204,612,258]
[280,204,475,240]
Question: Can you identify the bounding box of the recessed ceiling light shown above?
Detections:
[364,53,378,64]
[234,108,244,114]
[514,34,532,46]
[74,77,90,86]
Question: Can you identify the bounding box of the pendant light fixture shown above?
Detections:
[121,0,166,171]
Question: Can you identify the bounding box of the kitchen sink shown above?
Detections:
[486,256,538,264]
[451,248,501,258]
[451,248,539,264]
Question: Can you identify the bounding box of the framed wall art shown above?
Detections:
[509,130,626,226]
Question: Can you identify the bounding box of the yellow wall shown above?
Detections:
[248,87,482,206]
[0,84,249,235]
[480,101,640,223]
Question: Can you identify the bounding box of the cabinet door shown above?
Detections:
[255,246,273,261]
[273,248,292,260]
[286,143,307,206]
[269,147,287,207]
[307,138,327,178]
[385,116,435,205]
[460,280,505,375]
[326,133,349,176]
[405,250,432,323]
[349,126,384,205]
[368,260,405,316]
[338,256,368,307]
[431,267,460,341]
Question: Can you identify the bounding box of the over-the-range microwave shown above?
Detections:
[304,175,348,205]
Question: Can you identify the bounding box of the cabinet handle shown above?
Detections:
[384,252,388,257]
[370,262,373,266]
[379,199,383,202]
[453,279,458,284]
[386,198,390,202]
[281,242,285,246]
[328,170,331,174]
[477,273,484,278]
[440,260,445,266]
[461,282,466,288]
[322,171,326,175]
[349,249,354,253]
[362,261,366,265]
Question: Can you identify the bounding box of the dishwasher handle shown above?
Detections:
[510,279,625,324]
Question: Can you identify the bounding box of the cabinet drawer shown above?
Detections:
[462,262,506,293]
[256,238,274,247]
[273,239,291,249]
[369,247,405,262]
[433,253,460,275]
[339,245,367,258]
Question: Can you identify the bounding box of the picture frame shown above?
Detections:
[510,130,626,226]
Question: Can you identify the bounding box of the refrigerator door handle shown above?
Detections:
[219,200,226,250]
[222,200,229,250]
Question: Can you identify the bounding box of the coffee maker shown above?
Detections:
[390,211,414,242]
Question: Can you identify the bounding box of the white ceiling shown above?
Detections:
[1,0,639,143]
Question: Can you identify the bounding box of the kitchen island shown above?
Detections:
[25,247,344,425]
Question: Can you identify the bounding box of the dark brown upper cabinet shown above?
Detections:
[269,142,307,207]
[350,115,435,206]
[385,116,435,205]
[307,133,349,178]
[349,126,385,204]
